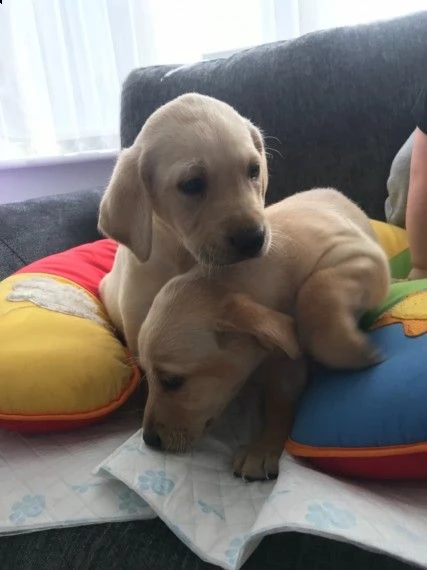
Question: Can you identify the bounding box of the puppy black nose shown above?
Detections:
[143,429,162,450]
[228,226,265,257]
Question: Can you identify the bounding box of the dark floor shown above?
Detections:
[0,520,415,570]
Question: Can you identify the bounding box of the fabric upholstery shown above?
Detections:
[121,12,427,221]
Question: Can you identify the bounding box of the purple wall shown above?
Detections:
[0,155,116,204]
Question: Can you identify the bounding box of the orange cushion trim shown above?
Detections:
[0,359,140,422]
[285,438,427,458]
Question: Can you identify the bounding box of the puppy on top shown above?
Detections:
[139,188,390,481]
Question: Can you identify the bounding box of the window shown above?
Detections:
[0,0,424,164]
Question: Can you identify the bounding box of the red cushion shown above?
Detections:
[16,239,118,298]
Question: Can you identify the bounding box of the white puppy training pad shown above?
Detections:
[95,385,427,570]
[0,405,154,534]
[2,383,427,570]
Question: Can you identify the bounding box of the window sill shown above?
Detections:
[0,149,119,172]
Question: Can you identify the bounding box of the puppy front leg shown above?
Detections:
[296,267,384,369]
[233,355,307,481]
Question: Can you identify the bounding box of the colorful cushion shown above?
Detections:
[369,219,411,278]
[0,240,140,433]
[286,221,427,480]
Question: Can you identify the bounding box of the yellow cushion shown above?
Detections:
[370,219,411,278]
[0,240,139,432]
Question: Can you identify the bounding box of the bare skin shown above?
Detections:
[406,127,427,279]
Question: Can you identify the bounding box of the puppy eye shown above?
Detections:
[178,176,207,196]
[161,375,185,391]
[248,162,260,180]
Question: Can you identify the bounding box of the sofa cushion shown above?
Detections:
[120,12,427,220]
[0,239,139,433]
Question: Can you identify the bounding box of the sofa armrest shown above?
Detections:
[0,188,103,280]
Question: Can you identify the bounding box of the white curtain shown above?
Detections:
[0,0,425,163]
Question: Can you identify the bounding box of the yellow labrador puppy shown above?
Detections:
[139,188,390,480]
[98,93,270,353]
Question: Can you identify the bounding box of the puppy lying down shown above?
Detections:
[139,188,390,481]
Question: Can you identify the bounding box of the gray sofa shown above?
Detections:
[1,11,426,569]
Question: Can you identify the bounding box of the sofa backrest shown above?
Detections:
[120,11,427,220]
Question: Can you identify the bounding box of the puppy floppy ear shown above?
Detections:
[98,145,153,262]
[216,293,301,360]
[245,120,268,197]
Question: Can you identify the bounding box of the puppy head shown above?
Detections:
[139,276,300,452]
[98,93,270,264]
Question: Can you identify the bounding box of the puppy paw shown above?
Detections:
[368,346,385,366]
[354,341,385,369]
[232,440,282,482]
[325,337,384,370]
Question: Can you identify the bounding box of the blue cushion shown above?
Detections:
[286,281,427,480]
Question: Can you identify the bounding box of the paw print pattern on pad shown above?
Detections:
[9,494,46,525]
[224,534,249,567]
[197,499,225,520]
[305,501,356,530]
[138,470,175,496]
[225,536,245,565]
[122,443,146,454]
[71,482,103,494]
[118,488,149,514]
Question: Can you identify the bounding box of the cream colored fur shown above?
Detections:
[139,188,390,480]
[98,93,269,352]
